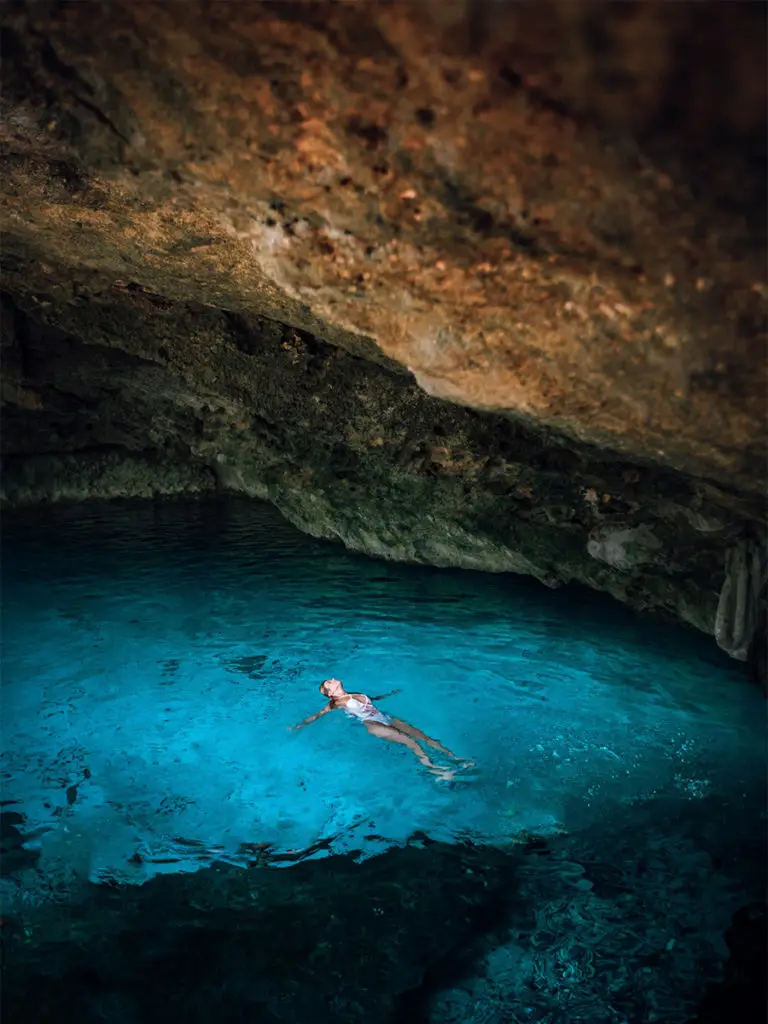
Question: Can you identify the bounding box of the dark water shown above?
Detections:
[1,497,765,1022]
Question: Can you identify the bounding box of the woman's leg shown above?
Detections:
[365,722,454,778]
[387,716,464,761]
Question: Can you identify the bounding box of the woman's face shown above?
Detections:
[322,678,344,699]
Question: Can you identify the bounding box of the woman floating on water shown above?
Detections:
[291,678,472,780]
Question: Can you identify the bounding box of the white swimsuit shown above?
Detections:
[343,695,391,727]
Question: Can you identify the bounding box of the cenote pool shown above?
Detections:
[1,497,765,1023]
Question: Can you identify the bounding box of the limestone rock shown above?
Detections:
[715,537,767,662]
[0,1,765,661]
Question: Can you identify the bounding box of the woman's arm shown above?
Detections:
[370,688,401,701]
[290,703,334,730]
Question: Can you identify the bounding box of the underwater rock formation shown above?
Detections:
[0,1,765,662]
[1,839,514,1024]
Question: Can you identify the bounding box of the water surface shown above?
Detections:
[1,497,765,1021]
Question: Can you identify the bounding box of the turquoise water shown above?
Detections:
[1,497,765,1020]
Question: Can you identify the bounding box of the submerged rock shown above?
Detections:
[1,840,514,1024]
[689,902,768,1024]
[0,812,41,877]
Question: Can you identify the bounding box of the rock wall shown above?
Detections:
[0,1,765,653]
[2,288,762,636]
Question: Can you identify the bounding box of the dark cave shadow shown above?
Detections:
[398,792,768,1024]
[0,836,519,1024]
[2,791,764,1024]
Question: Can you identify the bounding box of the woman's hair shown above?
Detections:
[319,680,330,692]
